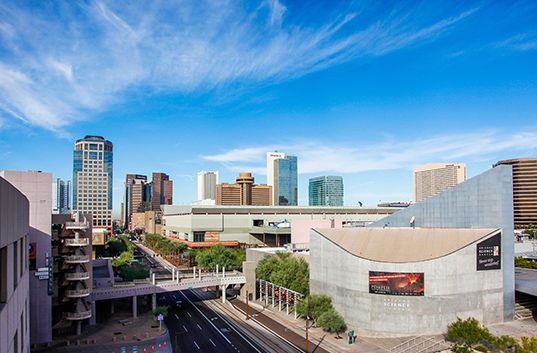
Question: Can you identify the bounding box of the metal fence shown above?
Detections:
[257,279,305,317]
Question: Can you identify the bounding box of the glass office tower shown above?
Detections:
[309,175,344,206]
[274,155,298,206]
[72,135,113,230]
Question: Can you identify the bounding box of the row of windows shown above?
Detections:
[93,219,112,226]
[0,235,28,305]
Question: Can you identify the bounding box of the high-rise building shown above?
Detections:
[267,152,285,191]
[309,176,344,206]
[52,178,71,214]
[413,163,466,203]
[72,135,113,231]
[494,158,537,225]
[274,155,298,206]
[152,172,173,211]
[126,177,152,230]
[198,171,219,201]
[123,174,149,228]
[215,173,272,206]
[267,152,298,206]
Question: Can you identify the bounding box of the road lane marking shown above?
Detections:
[183,325,188,332]
[187,312,192,318]
[180,291,233,345]
[175,314,179,319]
[188,290,262,353]
[173,295,177,299]
[194,341,200,350]
[209,339,216,347]
[197,324,202,330]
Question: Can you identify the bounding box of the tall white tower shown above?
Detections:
[266,152,285,205]
[198,171,219,200]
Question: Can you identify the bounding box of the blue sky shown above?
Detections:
[1,0,537,217]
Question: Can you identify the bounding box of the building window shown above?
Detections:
[193,232,205,242]
[0,246,7,304]
[13,240,19,289]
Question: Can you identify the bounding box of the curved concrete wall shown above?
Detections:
[310,228,504,336]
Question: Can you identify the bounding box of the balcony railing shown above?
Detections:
[64,272,90,280]
[63,310,91,320]
[64,288,91,297]
[65,222,89,230]
[63,255,90,263]
[64,239,90,246]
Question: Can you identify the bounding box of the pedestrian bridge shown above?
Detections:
[91,270,246,302]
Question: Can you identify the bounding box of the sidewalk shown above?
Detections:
[231,297,537,353]
[32,306,172,353]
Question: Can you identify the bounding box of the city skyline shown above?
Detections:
[1,0,537,217]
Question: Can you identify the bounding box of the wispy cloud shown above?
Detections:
[201,130,537,175]
[495,33,537,51]
[0,1,483,131]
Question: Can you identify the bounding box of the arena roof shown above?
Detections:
[313,227,500,263]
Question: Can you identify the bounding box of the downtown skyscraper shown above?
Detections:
[309,175,344,206]
[198,170,219,201]
[151,172,173,211]
[52,177,71,214]
[266,152,298,206]
[72,135,113,231]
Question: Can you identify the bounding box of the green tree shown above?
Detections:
[255,253,309,294]
[269,257,309,294]
[150,305,168,318]
[120,264,149,281]
[195,244,237,269]
[107,237,127,256]
[446,317,492,345]
[256,255,279,281]
[111,251,133,269]
[516,256,537,269]
[295,294,333,326]
[317,308,346,338]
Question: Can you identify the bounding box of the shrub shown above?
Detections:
[446,317,492,345]
[317,308,346,338]
[474,345,487,353]
[451,343,473,353]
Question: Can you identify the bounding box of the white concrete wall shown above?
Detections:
[310,228,504,335]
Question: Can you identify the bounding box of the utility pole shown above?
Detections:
[246,290,249,320]
[305,318,309,353]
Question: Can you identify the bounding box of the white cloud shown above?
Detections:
[0,1,481,132]
[201,130,537,175]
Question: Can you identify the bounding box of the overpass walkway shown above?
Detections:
[91,271,246,301]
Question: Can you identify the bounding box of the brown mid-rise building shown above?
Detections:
[152,172,173,211]
[494,158,537,225]
[216,173,272,206]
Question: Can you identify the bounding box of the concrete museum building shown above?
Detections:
[310,165,514,335]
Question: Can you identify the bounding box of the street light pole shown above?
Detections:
[246,290,249,320]
[305,318,309,353]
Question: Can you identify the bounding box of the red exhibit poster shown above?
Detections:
[369,271,424,296]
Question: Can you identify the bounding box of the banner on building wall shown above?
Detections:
[477,232,501,271]
[369,271,424,296]
[29,243,37,271]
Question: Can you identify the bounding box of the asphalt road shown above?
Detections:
[158,290,269,353]
[229,298,331,353]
